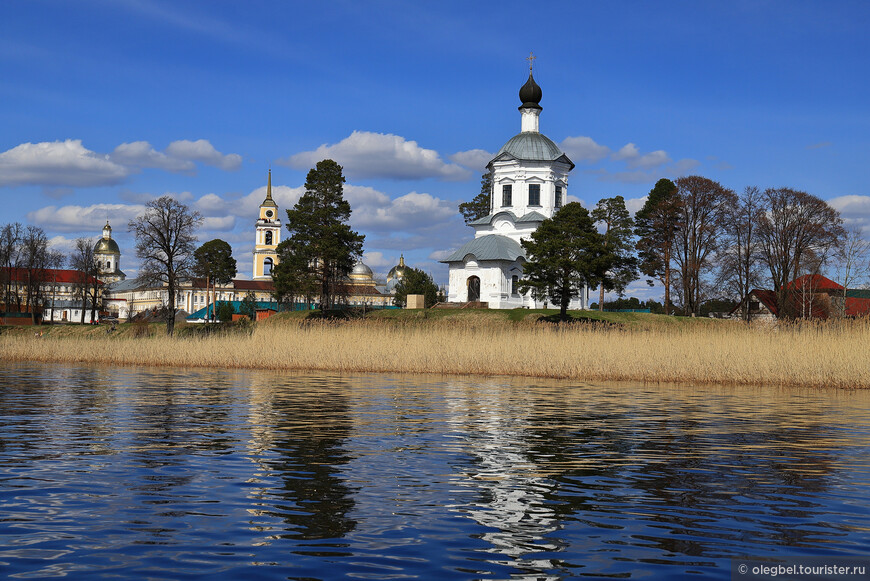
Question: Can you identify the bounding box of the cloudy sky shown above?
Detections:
[2,1,869,299]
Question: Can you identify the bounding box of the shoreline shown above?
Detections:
[3,313,869,389]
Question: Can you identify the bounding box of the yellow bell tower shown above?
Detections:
[253,169,281,280]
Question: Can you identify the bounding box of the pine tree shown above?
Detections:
[591,196,638,311]
[520,202,612,320]
[278,160,364,311]
[458,171,493,224]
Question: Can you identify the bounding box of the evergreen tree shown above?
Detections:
[458,171,493,224]
[520,202,612,320]
[194,239,237,321]
[392,266,440,308]
[635,178,680,315]
[591,196,638,311]
[279,160,364,311]
[239,291,257,321]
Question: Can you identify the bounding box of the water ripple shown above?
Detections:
[1,364,869,579]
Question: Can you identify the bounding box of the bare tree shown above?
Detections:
[672,176,735,316]
[1,222,24,312]
[832,225,870,315]
[70,238,100,323]
[717,186,765,321]
[757,188,844,319]
[21,226,51,324]
[45,249,66,323]
[129,196,202,336]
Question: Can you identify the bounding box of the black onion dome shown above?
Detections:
[518,72,542,110]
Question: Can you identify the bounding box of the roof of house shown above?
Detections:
[736,287,833,319]
[441,234,526,263]
[787,274,844,292]
[2,267,101,286]
[846,289,870,299]
[846,297,870,316]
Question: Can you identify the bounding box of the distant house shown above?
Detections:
[1,266,103,324]
[733,274,870,320]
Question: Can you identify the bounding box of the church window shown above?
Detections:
[265,231,273,246]
[502,185,512,207]
[264,257,274,276]
[511,275,519,295]
[529,184,541,206]
[555,186,562,208]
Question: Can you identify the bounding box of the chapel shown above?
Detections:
[442,64,588,309]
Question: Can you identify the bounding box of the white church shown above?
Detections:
[442,66,589,309]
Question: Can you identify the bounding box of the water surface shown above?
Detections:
[1,363,869,579]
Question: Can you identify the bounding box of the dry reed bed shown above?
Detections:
[3,317,870,388]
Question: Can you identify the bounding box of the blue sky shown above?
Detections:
[2,1,869,299]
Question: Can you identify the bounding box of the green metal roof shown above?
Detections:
[468,210,547,226]
[496,132,563,161]
[441,235,526,263]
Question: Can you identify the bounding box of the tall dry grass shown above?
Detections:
[3,317,869,388]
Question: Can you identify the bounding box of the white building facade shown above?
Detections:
[443,69,588,309]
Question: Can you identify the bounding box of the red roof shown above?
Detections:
[2,267,102,286]
[233,279,274,291]
[846,297,870,317]
[743,288,832,319]
[787,274,844,292]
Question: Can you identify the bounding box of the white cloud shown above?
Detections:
[361,251,393,269]
[350,190,456,232]
[165,139,243,170]
[428,249,455,261]
[201,216,236,231]
[47,235,77,254]
[559,136,610,163]
[633,150,671,169]
[27,203,146,233]
[829,195,870,227]
[449,149,493,171]
[0,138,243,189]
[236,184,305,218]
[110,141,195,172]
[612,143,640,162]
[624,196,648,215]
[0,140,129,187]
[280,131,471,181]
[194,193,230,216]
[611,142,672,169]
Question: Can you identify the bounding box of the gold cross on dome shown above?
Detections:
[526,51,536,71]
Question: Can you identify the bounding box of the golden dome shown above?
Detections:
[387,254,407,283]
[94,221,120,255]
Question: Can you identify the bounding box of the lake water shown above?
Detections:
[1,363,869,580]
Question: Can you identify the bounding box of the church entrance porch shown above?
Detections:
[467,276,481,302]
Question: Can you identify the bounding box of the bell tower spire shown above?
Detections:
[253,169,281,279]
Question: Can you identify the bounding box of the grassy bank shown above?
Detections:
[2,310,869,388]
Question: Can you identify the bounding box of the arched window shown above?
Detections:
[265,231,273,246]
[264,257,273,276]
